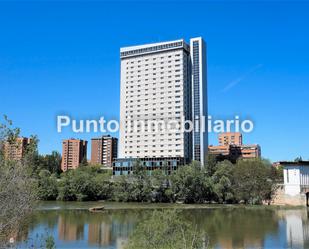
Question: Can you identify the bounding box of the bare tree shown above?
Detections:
[0,116,38,247]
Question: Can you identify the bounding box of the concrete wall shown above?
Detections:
[271,186,306,206]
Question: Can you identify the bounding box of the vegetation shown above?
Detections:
[34,151,62,175]
[0,116,38,246]
[36,155,282,205]
[125,209,208,249]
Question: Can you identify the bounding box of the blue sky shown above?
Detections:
[1,1,308,162]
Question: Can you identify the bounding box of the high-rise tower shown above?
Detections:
[116,37,207,174]
[119,39,192,161]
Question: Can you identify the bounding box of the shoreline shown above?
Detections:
[36,200,307,211]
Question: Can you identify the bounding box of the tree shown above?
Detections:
[205,154,218,176]
[0,116,38,245]
[37,170,58,200]
[150,169,171,202]
[125,209,208,249]
[80,157,88,167]
[212,160,235,203]
[57,167,105,201]
[112,176,134,202]
[232,159,277,204]
[171,162,213,203]
[34,151,62,175]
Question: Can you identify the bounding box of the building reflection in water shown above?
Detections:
[57,210,134,248]
[88,222,111,246]
[87,219,132,247]
[285,209,309,249]
[58,215,84,241]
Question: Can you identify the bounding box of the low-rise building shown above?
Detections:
[113,157,184,175]
[281,161,309,197]
[272,161,309,206]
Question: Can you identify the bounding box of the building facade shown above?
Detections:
[191,37,208,166]
[3,137,32,161]
[238,144,261,159]
[219,132,243,146]
[91,135,118,166]
[117,38,207,174]
[281,161,309,196]
[113,157,184,176]
[61,139,87,172]
[271,161,309,206]
[209,132,260,162]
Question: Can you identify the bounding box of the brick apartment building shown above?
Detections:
[219,132,243,146]
[209,132,261,162]
[3,137,32,161]
[61,139,87,172]
[91,135,118,167]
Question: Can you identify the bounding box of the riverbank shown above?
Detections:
[36,200,306,211]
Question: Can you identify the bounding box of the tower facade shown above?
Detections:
[118,37,207,169]
[190,37,208,166]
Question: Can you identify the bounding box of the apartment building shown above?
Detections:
[61,139,87,172]
[238,144,261,159]
[91,135,118,166]
[209,133,261,162]
[116,38,207,175]
[3,137,32,161]
[219,132,243,146]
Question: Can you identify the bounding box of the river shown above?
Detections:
[15,202,309,249]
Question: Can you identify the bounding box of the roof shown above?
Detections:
[120,39,189,58]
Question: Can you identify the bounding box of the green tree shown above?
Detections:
[125,209,207,249]
[205,154,218,176]
[33,151,61,176]
[232,159,277,204]
[112,176,134,202]
[37,170,58,200]
[212,160,235,203]
[171,162,213,203]
[57,167,106,201]
[0,116,38,245]
[150,169,171,202]
[93,171,113,200]
[80,157,88,167]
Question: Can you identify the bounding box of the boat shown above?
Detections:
[89,206,105,212]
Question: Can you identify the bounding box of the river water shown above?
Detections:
[15,202,309,249]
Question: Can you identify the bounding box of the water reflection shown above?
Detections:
[283,209,309,249]
[16,205,309,249]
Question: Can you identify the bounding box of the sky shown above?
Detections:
[1,1,309,162]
